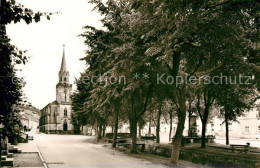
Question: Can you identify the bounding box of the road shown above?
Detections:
[34,134,167,168]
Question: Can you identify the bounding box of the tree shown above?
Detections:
[216,82,256,145]
[196,89,215,148]
[71,74,93,134]
[0,0,53,166]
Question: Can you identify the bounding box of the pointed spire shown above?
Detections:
[60,44,67,71]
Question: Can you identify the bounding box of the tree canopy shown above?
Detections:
[72,0,260,164]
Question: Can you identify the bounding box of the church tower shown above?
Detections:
[56,45,72,104]
[40,45,74,134]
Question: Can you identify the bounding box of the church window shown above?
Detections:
[64,108,67,116]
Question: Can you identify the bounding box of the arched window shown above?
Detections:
[64,108,67,116]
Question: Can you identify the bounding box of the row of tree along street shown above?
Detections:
[71,0,260,164]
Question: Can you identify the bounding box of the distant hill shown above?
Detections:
[15,105,40,123]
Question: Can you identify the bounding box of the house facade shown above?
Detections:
[210,105,260,139]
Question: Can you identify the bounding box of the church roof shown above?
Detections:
[50,100,58,105]
[60,47,67,72]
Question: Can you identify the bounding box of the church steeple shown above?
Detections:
[58,45,69,84]
[60,45,67,71]
[56,45,72,104]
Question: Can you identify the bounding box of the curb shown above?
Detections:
[38,151,48,168]
[35,142,48,168]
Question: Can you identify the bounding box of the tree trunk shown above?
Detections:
[201,106,209,148]
[188,105,191,136]
[148,117,151,135]
[95,117,99,141]
[112,110,119,148]
[102,123,106,137]
[169,110,173,142]
[130,118,137,153]
[129,118,133,138]
[98,122,102,140]
[129,95,138,154]
[170,98,186,164]
[156,103,162,143]
[201,120,207,148]
[0,136,2,168]
[81,125,83,135]
[225,117,229,145]
[138,122,142,139]
[201,110,209,148]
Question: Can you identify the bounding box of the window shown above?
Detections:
[258,126,260,133]
[211,123,214,131]
[64,108,67,116]
[245,126,249,133]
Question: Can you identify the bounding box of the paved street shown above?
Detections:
[34,134,167,168]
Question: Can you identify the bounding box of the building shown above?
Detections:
[16,105,40,132]
[210,104,260,139]
[96,104,260,142]
[39,47,74,134]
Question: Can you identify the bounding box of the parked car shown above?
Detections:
[28,136,34,140]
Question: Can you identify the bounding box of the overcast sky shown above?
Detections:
[7,0,103,109]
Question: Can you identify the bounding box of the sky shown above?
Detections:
[6,0,103,109]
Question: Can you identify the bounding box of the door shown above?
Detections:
[63,120,68,131]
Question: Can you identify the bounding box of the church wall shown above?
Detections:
[59,105,72,118]
[56,86,63,103]
[40,103,74,133]
[46,124,57,131]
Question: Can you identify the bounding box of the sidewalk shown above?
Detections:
[17,140,39,153]
[13,140,46,168]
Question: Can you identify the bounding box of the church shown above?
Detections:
[39,47,74,134]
